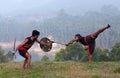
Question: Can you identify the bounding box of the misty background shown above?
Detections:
[0,0,120,61]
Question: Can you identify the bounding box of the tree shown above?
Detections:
[65,43,84,61]
[0,47,8,63]
[93,48,110,62]
[55,43,85,61]
[41,55,50,62]
[54,49,66,61]
[110,42,120,61]
[6,51,14,61]
[0,47,15,63]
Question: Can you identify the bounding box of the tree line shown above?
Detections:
[54,42,120,62]
[0,42,120,63]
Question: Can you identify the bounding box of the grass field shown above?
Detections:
[0,62,120,78]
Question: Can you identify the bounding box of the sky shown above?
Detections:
[0,0,120,16]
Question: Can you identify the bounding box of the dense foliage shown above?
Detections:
[55,42,120,62]
[0,47,14,63]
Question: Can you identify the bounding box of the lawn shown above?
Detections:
[0,62,120,78]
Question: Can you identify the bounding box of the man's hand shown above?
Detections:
[12,51,16,55]
[12,53,15,55]
[51,41,54,43]
[47,42,52,47]
[65,44,69,46]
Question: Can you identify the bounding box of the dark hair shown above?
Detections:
[75,34,82,39]
[32,30,40,36]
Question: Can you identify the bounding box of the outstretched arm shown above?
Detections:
[66,35,80,46]
[66,39,76,46]
[36,39,52,47]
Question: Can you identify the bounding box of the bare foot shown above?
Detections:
[15,68,21,70]
[27,69,31,72]
[106,24,110,29]
[22,67,26,71]
[15,68,25,71]
[88,61,92,64]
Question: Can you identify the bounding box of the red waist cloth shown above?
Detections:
[19,47,27,50]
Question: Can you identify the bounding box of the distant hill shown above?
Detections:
[0,6,120,49]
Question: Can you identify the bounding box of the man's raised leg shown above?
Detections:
[92,24,110,38]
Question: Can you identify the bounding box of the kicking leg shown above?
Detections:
[91,24,110,38]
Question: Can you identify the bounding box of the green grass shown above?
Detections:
[0,62,120,78]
